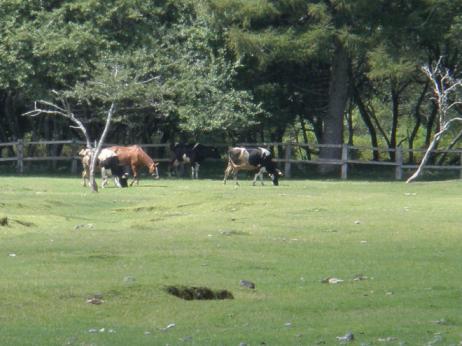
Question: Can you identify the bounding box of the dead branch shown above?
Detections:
[407,57,462,183]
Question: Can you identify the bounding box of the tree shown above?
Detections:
[406,57,462,183]
[22,64,125,192]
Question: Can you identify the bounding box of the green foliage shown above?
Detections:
[367,45,417,82]
[0,0,262,140]
[1,0,462,155]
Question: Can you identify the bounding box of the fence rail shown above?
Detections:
[1,140,462,180]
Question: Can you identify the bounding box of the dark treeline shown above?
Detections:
[1,0,461,166]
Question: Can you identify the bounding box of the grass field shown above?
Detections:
[0,176,461,345]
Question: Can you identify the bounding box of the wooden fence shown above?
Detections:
[1,139,462,180]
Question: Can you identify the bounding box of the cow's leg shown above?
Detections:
[169,159,179,177]
[101,167,108,188]
[259,167,265,185]
[253,167,265,186]
[233,171,239,186]
[252,171,259,185]
[82,168,88,186]
[223,163,233,184]
[129,165,138,186]
[192,162,200,179]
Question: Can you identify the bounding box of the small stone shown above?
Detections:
[123,276,136,284]
[336,331,354,342]
[378,336,397,342]
[353,274,368,281]
[239,280,255,289]
[161,323,176,331]
[321,277,344,284]
[86,297,104,305]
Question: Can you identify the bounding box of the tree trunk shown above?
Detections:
[318,41,349,174]
[352,83,379,160]
[408,82,428,163]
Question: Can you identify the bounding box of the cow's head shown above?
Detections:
[269,168,283,186]
[149,162,160,179]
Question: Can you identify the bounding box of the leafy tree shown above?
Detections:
[4,0,261,148]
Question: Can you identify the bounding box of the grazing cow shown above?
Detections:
[106,145,159,186]
[223,147,283,186]
[98,148,128,188]
[169,143,221,179]
[99,154,130,188]
[79,147,129,188]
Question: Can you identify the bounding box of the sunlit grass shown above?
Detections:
[0,177,461,345]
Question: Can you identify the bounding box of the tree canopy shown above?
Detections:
[1,0,462,167]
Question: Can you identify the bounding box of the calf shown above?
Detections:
[223,147,283,186]
[169,143,220,179]
[78,148,93,187]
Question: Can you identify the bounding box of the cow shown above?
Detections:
[78,148,93,187]
[169,143,221,179]
[99,154,130,188]
[223,147,283,186]
[108,145,159,186]
[79,147,129,188]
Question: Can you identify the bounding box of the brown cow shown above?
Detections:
[107,145,159,186]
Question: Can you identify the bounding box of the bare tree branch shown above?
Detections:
[22,100,92,149]
[407,57,462,183]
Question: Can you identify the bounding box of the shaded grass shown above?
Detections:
[0,177,461,345]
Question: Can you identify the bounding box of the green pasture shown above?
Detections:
[0,176,461,345]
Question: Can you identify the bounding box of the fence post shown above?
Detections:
[395,147,403,180]
[16,139,24,174]
[71,139,78,174]
[341,144,348,179]
[284,143,292,178]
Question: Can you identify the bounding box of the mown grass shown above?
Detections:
[0,176,461,345]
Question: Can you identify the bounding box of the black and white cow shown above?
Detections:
[99,154,130,188]
[169,143,221,179]
[223,147,283,186]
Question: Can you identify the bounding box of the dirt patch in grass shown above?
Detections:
[0,217,36,227]
[165,285,234,300]
[220,229,249,236]
[13,219,35,227]
[0,217,8,226]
